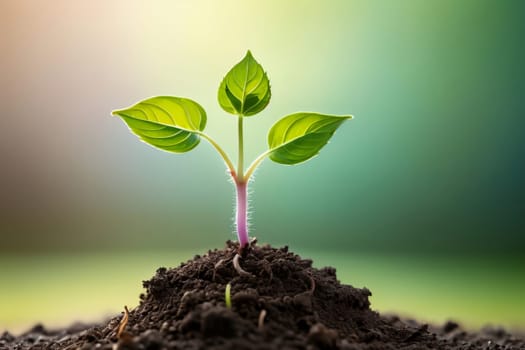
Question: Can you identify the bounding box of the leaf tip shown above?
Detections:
[111,109,123,117]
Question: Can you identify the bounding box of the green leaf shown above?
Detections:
[267,112,352,165]
[112,96,207,153]
[218,50,271,117]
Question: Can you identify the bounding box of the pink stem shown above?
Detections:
[235,181,249,248]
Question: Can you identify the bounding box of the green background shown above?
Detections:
[1,0,524,333]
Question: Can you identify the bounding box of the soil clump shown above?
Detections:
[3,242,524,349]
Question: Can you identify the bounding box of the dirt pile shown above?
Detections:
[3,242,524,349]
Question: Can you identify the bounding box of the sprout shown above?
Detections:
[225,283,232,309]
[112,51,352,252]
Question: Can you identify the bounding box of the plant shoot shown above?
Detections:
[112,51,352,250]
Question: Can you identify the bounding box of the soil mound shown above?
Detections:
[3,242,524,349]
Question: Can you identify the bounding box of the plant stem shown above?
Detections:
[198,123,258,250]
[199,125,250,249]
[201,114,268,249]
[235,115,250,248]
[237,115,244,181]
[235,180,249,248]
[235,149,272,248]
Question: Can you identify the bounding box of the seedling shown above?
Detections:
[225,283,232,309]
[116,306,130,339]
[112,51,352,251]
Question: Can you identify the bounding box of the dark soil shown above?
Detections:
[2,242,524,350]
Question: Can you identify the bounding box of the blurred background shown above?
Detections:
[1,0,524,334]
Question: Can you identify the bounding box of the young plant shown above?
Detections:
[112,51,352,251]
[225,283,232,309]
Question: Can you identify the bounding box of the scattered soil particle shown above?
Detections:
[3,242,524,349]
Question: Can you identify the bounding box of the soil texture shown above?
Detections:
[2,242,524,349]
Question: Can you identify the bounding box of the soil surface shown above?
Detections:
[2,242,524,349]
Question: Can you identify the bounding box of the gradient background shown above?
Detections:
[1,0,524,333]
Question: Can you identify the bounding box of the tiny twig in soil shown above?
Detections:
[117,306,130,339]
[215,258,225,269]
[258,309,267,330]
[213,258,225,281]
[233,253,253,277]
[308,273,316,295]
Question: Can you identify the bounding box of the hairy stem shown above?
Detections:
[235,180,249,248]
[200,115,266,249]
[234,115,250,249]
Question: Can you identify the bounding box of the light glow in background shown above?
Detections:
[1,0,524,332]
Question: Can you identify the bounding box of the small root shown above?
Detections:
[116,306,130,339]
[213,258,225,281]
[233,253,253,277]
[215,258,225,269]
[308,273,316,295]
[258,309,267,330]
